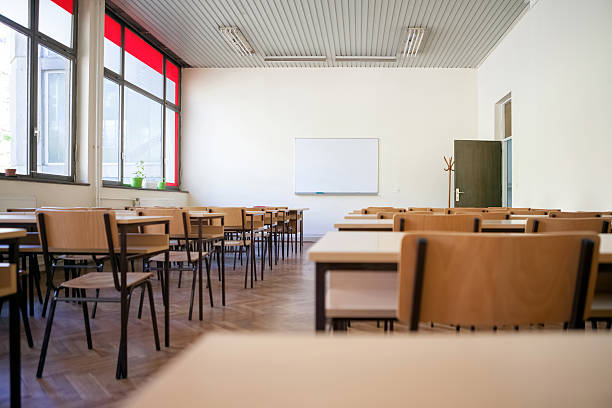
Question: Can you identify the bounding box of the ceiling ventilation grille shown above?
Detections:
[401,28,426,57]
[218,26,254,56]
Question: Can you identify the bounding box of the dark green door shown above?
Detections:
[454,140,501,208]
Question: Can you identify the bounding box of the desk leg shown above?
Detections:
[221,240,226,306]
[300,212,303,254]
[198,218,203,320]
[9,294,20,407]
[164,222,170,347]
[117,227,128,379]
[315,263,326,331]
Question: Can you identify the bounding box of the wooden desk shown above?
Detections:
[481,219,526,232]
[123,333,612,408]
[309,231,610,331]
[344,214,378,219]
[0,228,26,408]
[334,219,394,231]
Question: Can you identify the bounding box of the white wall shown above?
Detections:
[478,0,612,210]
[182,68,477,236]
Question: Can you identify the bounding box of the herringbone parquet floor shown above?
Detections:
[0,242,606,407]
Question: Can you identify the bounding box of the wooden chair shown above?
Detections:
[35,210,160,378]
[447,208,487,214]
[397,232,599,330]
[408,208,432,212]
[139,208,213,319]
[480,212,510,220]
[392,214,481,232]
[550,211,602,218]
[362,207,394,214]
[209,207,256,288]
[527,217,610,233]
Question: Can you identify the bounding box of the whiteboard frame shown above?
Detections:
[294,137,379,195]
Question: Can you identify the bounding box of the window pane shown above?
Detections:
[124,87,162,182]
[0,23,28,174]
[104,14,121,73]
[0,0,29,27]
[125,29,162,98]
[165,108,177,185]
[166,60,178,105]
[37,45,71,176]
[38,0,73,48]
[102,78,120,181]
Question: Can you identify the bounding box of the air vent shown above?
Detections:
[335,56,397,63]
[264,56,327,62]
[401,28,426,57]
[218,27,254,56]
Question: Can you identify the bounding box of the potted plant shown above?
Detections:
[157,178,167,190]
[4,168,17,177]
[131,161,145,188]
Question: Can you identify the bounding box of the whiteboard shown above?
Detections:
[295,138,379,194]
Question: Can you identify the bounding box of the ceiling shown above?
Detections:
[109,0,528,68]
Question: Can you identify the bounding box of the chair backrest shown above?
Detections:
[550,211,602,218]
[393,214,481,232]
[36,209,118,252]
[377,212,399,219]
[208,207,246,229]
[6,208,35,212]
[509,209,549,215]
[363,207,394,214]
[139,208,189,236]
[480,212,509,220]
[183,206,210,212]
[447,208,487,214]
[527,217,610,233]
[397,232,600,329]
[408,208,432,212]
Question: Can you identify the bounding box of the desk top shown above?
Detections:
[309,231,404,263]
[0,228,27,240]
[334,219,394,230]
[0,214,36,224]
[123,333,612,408]
[344,214,378,219]
[310,231,610,264]
[481,219,527,230]
[0,214,170,225]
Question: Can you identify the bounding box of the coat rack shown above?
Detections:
[443,155,455,208]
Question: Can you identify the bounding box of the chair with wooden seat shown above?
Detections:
[35,209,160,378]
[447,208,487,214]
[392,213,482,232]
[527,217,610,233]
[550,211,602,218]
[397,232,599,331]
[407,207,432,212]
[139,208,213,319]
[362,207,395,214]
[209,207,255,288]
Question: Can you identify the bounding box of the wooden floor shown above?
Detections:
[0,242,607,407]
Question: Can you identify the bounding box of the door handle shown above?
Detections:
[455,188,464,202]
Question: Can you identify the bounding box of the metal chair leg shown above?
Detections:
[36,291,58,378]
[146,281,161,351]
[17,280,33,348]
[91,289,100,319]
[137,285,146,319]
[81,289,93,349]
[188,266,197,320]
[205,257,213,308]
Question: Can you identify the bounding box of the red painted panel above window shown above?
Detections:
[125,28,163,75]
[166,60,179,105]
[51,0,73,14]
[104,14,121,47]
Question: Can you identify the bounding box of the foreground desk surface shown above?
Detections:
[124,333,612,408]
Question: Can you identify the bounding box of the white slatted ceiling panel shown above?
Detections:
[109,0,528,68]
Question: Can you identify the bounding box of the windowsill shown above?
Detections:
[102,183,188,194]
[0,174,90,186]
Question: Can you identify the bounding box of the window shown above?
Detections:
[0,0,77,181]
[103,11,181,189]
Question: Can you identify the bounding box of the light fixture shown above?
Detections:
[335,56,397,63]
[401,27,426,56]
[218,26,254,56]
[264,55,327,62]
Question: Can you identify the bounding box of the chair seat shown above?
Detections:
[326,271,397,319]
[214,240,251,247]
[590,293,612,318]
[60,272,153,289]
[58,254,107,262]
[149,251,208,263]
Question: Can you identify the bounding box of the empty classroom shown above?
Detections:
[0,0,611,407]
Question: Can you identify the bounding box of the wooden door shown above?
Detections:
[454,140,501,208]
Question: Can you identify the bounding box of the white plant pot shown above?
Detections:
[144,179,158,189]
